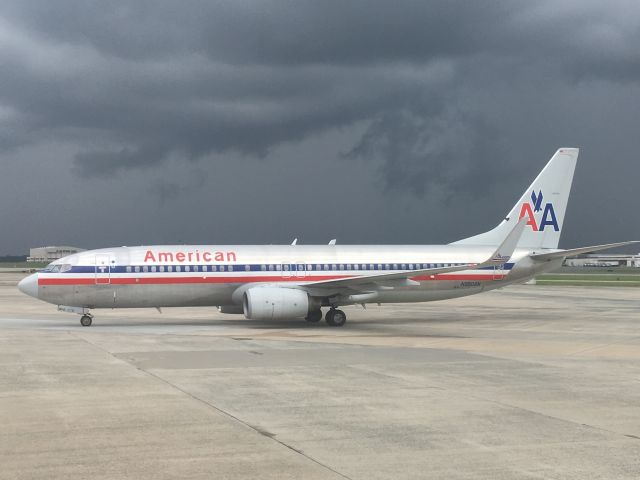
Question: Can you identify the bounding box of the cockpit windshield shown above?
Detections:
[42,264,71,273]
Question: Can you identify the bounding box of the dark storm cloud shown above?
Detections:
[345,107,509,198]
[2,0,638,187]
[0,0,639,254]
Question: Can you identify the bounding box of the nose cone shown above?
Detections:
[18,273,39,298]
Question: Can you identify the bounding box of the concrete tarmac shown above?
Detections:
[1,273,639,479]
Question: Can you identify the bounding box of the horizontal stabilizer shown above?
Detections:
[529,241,639,261]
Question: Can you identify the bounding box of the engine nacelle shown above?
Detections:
[243,287,311,320]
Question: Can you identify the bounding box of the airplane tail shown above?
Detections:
[452,148,579,250]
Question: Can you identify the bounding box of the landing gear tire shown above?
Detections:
[80,315,93,327]
[305,309,322,323]
[325,308,346,327]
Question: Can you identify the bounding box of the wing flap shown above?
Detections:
[303,218,527,291]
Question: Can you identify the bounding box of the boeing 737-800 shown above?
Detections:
[18,148,636,327]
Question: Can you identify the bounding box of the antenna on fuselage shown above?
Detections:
[328,239,336,245]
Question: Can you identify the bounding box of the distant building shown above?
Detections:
[564,253,640,268]
[27,246,85,263]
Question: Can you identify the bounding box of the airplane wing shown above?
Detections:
[529,241,639,261]
[303,217,527,292]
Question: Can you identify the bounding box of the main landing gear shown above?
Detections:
[305,309,323,323]
[80,314,93,327]
[305,308,347,326]
[325,308,347,327]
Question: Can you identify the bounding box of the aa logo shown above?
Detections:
[519,190,559,231]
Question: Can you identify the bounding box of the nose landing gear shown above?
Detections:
[57,306,94,327]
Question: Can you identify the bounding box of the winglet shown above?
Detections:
[482,217,527,267]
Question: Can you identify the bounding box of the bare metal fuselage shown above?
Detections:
[32,244,559,310]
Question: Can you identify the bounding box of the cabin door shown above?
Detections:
[492,263,504,281]
[95,253,112,285]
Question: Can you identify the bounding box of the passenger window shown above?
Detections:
[202,265,207,272]
[354,264,359,270]
[268,265,273,271]
[220,265,225,272]
[151,266,157,273]
[261,265,266,271]
[393,264,398,270]
[211,265,217,272]
[159,266,165,272]
[126,266,132,273]
[143,266,148,273]
[245,265,250,271]
[324,264,329,270]
[276,265,281,271]
[135,266,140,273]
[185,266,190,272]
[228,265,233,272]
[176,266,181,272]
[167,265,173,272]
[377,264,382,270]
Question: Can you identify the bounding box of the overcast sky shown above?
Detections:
[1,0,639,254]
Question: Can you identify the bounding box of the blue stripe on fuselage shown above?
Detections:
[62,262,515,274]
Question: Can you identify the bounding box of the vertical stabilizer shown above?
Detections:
[452,148,578,249]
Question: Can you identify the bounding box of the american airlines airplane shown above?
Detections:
[18,148,635,327]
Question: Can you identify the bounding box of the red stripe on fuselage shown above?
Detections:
[38,275,354,286]
[38,273,504,286]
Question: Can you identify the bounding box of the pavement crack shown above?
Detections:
[140,367,354,480]
[350,362,639,443]
[69,331,352,480]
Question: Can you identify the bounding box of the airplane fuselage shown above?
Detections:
[31,244,560,310]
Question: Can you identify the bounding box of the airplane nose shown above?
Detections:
[18,273,38,298]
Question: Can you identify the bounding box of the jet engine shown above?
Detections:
[243,287,316,320]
